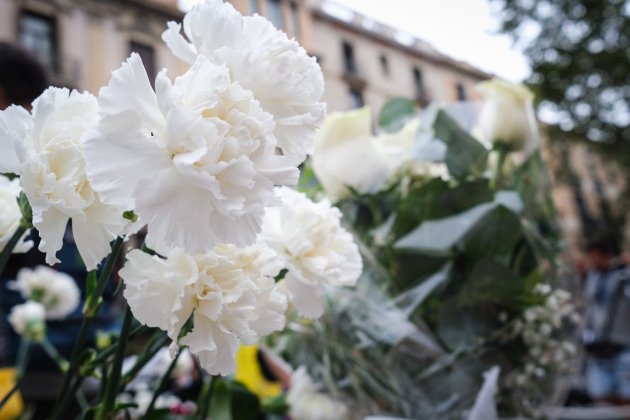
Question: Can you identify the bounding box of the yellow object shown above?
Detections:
[235,345,282,399]
[0,368,23,419]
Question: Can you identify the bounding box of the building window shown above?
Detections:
[249,0,259,14]
[290,1,300,37]
[130,42,156,85]
[379,54,389,76]
[349,88,364,108]
[19,11,57,72]
[342,41,356,74]
[266,0,284,29]
[456,82,467,101]
[413,66,426,102]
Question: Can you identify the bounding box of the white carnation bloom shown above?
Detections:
[120,243,287,376]
[287,366,349,420]
[162,0,326,165]
[85,53,298,253]
[9,266,80,319]
[0,176,32,253]
[9,301,46,341]
[0,88,128,269]
[261,187,362,318]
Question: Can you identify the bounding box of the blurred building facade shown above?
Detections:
[0,0,490,108]
[1,0,624,261]
[231,0,491,112]
[0,0,188,93]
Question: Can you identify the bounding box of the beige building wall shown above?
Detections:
[0,0,188,94]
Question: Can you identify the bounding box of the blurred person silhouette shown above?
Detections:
[582,233,630,405]
[0,42,121,417]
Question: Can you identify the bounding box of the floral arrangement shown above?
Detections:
[0,0,362,418]
[274,80,580,418]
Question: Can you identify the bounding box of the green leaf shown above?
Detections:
[122,210,138,222]
[378,98,416,133]
[433,110,488,179]
[229,381,261,420]
[262,394,289,415]
[460,205,523,260]
[17,191,33,228]
[209,377,232,420]
[394,192,522,256]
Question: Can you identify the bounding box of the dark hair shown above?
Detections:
[586,231,621,256]
[0,42,47,107]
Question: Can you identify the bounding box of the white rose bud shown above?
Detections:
[476,78,536,151]
[9,301,46,342]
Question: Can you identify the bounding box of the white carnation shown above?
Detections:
[260,187,362,318]
[162,0,326,165]
[0,88,128,269]
[0,176,32,253]
[287,366,349,420]
[9,265,80,319]
[8,301,46,341]
[85,53,298,253]
[120,243,287,376]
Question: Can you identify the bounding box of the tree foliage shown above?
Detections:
[491,0,630,167]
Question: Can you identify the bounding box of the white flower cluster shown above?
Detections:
[261,187,362,318]
[504,285,580,388]
[7,265,81,341]
[0,89,129,269]
[312,107,447,203]
[0,0,360,376]
[9,265,80,320]
[287,366,349,420]
[0,176,32,253]
[8,301,46,342]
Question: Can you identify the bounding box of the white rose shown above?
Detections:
[162,0,325,165]
[85,53,299,253]
[287,366,349,420]
[312,107,392,202]
[0,176,32,253]
[9,265,80,319]
[120,243,287,376]
[0,88,128,269]
[475,78,537,151]
[8,301,46,341]
[261,187,362,318]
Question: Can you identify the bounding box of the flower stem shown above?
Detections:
[493,147,509,189]
[97,305,133,420]
[51,237,125,420]
[41,338,69,373]
[0,226,26,278]
[144,349,181,418]
[0,340,32,410]
[196,375,215,420]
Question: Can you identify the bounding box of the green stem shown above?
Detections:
[0,340,31,411]
[52,237,125,420]
[493,147,509,189]
[41,338,69,373]
[15,339,30,380]
[0,384,18,410]
[121,331,170,385]
[0,226,26,278]
[144,350,181,418]
[97,306,133,420]
[196,376,215,420]
[89,323,147,367]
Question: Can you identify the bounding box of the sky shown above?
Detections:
[328,0,531,82]
[178,0,532,82]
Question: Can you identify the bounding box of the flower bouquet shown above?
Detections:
[0,1,363,418]
[274,81,580,419]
